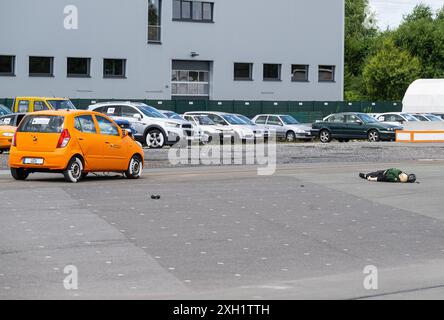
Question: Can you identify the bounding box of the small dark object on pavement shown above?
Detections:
[151,195,161,200]
[359,168,416,183]
[301,185,305,188]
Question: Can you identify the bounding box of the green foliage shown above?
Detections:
[362,40,421,101]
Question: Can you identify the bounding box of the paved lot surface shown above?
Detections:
[1,143,444,299]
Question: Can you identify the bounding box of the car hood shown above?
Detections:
[286,124,312,131]
[372,122,402,130]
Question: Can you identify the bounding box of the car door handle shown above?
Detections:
[79,138,84,141]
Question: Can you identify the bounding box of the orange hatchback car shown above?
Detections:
[9,110,144,182]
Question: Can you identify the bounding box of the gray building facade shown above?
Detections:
[0,0,344,101]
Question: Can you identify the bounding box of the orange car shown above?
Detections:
[0,114,27,153]
[9,110,144,182]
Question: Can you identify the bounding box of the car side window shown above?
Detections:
[328,115,345,123]
[0,116,13,125]
[121,106,141,118]
[17,100,30,113]
[346,115,360,123]
[74,115,97,134]
[377,115,385,121]
[267,116,282,126]
[104,106,120,116]
[34,101,49,111]
[207,115,226,125]
[95,115,119,136]
[256,116,267,124]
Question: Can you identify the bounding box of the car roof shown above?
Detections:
[90,101,148,107]
[15,96,68,100]
[28,110,99,117]
[186,111,231,115]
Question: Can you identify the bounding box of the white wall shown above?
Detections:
[0,0,344,100]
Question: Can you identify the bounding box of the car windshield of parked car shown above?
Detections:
[425,115,442,122]
[359,114,378,123]
[236,115,255,125]
[0,105,11,116]
[402,114,419,121]
[413,114,429,121]
[222,114,246,125]
[196,116,215,125]
[47,100,76,110]
[281,115,300,125]
[138,105,166,119]
[19,115,65,133]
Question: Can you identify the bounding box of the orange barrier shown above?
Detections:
[396,130,444,143]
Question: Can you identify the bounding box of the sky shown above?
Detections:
[369,0,444,29]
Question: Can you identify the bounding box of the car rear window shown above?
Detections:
[18,115,65,133]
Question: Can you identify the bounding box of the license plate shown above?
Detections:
[23,158,44,165]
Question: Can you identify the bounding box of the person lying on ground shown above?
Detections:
[359,168,416,183]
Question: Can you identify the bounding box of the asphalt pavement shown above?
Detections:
[1,143,444,299]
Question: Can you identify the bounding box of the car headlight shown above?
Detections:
[166,122,181,128]
[2,132,14,137]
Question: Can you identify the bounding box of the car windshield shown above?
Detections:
[425,115,442,122]
[0,105,11,116]
[359,114,378,123]
[47,100,76,110]
[138,105,166,118]
[236,115,255,125]
[280,115,300,125]
[19,115,65,133]
[196,116,215,125]
[403,114,419,121]
[413,114,429,121]
[222,114,246,125]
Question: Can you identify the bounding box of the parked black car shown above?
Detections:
[311,112,403,143]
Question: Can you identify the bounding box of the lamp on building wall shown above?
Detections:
[190,51,200,58]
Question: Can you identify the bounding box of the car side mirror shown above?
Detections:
[123,129,133,138]
[133,114,142,120]
[356,120,363,125]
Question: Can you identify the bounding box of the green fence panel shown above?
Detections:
[288,101,314,113]
[146,100,176,111]
[314,101,340,117]
[208,100,234,113]
[261,101,289,114]
[233,101,261,117]
[175,100,208,114]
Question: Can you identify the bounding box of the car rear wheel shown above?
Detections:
[11,168,29,181]
[146,129,165,149]
[125,155,142,179]
[63,157,83,183]
[286,131,296,142]
[319,129,332,143]
[368,130,380,142]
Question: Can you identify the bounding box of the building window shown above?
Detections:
[29,56,54,77]
[263,64,281,81]
[148,0,162,43]
[103,59,126,78]
[171,70,209,96]
[319,65,335,82]
[234,63,253,81]
[0,55,15,76]
[67,58,91,77]
[173,0,214,22]
[291,64,309,82]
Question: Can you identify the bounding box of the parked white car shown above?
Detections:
[88,102,192,148]
[375,112,420,126]
[252,114,314,141]
[234,114,270,140]
[183,114,233,143]
[184,111,262,142]
[412,113,444,122]
[159,109,210,144]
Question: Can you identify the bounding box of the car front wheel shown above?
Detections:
[63,156,83,183]
[286,131,296,142]
[125,155,143,179]
[319,129,332,143]
[146,129,165,149]
[368,130,380,142]
[11,168,29,181]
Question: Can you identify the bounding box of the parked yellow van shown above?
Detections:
[12,97,76,113]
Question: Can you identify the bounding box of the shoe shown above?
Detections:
[359,173,366,179]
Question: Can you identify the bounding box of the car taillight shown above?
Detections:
[12,131,17,147]
[57,129,71,148]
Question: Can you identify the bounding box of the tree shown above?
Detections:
[362,40,421,101]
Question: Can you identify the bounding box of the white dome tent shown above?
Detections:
[402,79,444,114]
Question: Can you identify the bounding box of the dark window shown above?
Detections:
[103,59,126,78]
[346,115,361,123]
[267,116,282,126]
[67,57,91,77]
[34,101,49,111]
[74,115,97,133]
[319,65,335,82]
[173,0,213,22]
[17,100,30,113]
[0,55,15,76]
[148,0,162,43]
[263,64,281,81]
[19,116,65,133]
[29,56,54,76]
[103,105,121,116]
[291,64,309,82]
[255,116,267,125]
[121,106,141,118]
[327,114,345,123]
[234,63,253,81]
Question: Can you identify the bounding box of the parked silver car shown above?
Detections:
[251,114,314,142]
